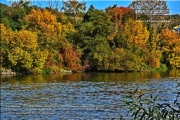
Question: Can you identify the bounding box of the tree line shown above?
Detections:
[1,0,180,74]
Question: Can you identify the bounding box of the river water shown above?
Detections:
[1,71,180,119]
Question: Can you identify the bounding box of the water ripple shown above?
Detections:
[1,74,180,119]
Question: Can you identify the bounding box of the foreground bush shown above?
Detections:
[122,82,180,119]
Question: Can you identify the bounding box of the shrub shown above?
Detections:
[122,82,180,119]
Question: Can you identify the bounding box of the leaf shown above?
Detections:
[133,87,139,94]
[125,95,133,99]
[134,108,141,119]
[138,94,144,99]
[151,94,153,99]
[153,95,158,101]
[140,112,146,120]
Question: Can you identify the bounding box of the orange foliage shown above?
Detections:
[159,28,180,52]
[108,7,134,31]
[107,7,134,41]
[108,6,134,20]
[159,28,180,68]
[60,42,82,71]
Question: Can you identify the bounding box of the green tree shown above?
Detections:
[1,0,32,30]
[75,5,114,70]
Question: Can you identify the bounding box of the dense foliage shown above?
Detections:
[0,0,180,74]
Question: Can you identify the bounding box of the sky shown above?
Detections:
[0,0,180,15]
[86,1,180,15]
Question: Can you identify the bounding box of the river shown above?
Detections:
[1,70,180,119]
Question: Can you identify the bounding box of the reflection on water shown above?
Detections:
[1,70,180,119]
[1,70,180,84]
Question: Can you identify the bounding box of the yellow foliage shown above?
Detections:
[25,9,76,36]
[159,28,180,68]
[8,47,33,69]
[25,9,57,33]
[124,19,149,49]
[0,24,13,43]
[31,50,49,73]
[55,22,76,39]
[159,28,180,52]
[9,30,38,50]
[25,9,76,46]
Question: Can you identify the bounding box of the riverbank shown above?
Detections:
[0,68,74,76]
[0,64,177,76]
[1,68,16,75]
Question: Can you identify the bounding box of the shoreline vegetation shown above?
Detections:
[0,67,73,75]
[1,0,180,75]
[0,65,168,76]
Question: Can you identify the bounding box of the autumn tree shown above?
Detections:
[7,30,46,72]
[25,9,76,48]
[60,41,82,71]
[146,28,162,68]
[100,48,143,71]
[113,19,150,71]
[1,1,180,73]
[0,23,48,73]
[10,30,35,69]
[30,50,49,73]
[159,28,180,69]
[0,24,12,68]
[122,19,149,51]
[25,9,57,48]
[25,8,81,72]
[107,6,134,33]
